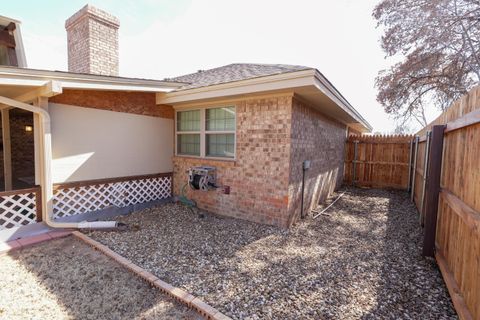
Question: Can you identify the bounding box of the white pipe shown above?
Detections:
[78,221,118,229]
[0,95,119,229]
[312,191,346,219]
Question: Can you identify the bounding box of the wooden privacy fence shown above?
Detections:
[344,134,413,189]
[343,86,480,319]
[411,86,480,320]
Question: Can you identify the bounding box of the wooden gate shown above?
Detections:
[344,134,413,189]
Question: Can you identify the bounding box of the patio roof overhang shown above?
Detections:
[0,66,186,103]
[0,67,187,230]
[0,94,134,230]
[156,69,372,133]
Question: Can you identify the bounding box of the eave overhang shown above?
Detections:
[157,69,372,133]
[0,66,185,99]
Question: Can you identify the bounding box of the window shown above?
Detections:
[177,134,200,156]
[176,110,200,156]
[177,109,200,131]
[176,106,236,159]
[206,133,235,157]
[206,107,235,131]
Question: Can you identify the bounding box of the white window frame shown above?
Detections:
[175,105,236,160]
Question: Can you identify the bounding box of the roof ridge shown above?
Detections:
[170,63,313,90]
[228,62,310,67]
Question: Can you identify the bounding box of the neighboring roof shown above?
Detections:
[0,15,21,25]
[0,15,27,68]
[171,63,312,90]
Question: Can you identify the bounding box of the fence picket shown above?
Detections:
[411,87,480,320]
[344,134,413,189]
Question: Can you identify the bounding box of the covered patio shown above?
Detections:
[0,80,60,232]
[0,68,175,239]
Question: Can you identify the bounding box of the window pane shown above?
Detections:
[177,134,200,156]
[177,110,200,131]
[206,133,235,158]
[206,107,235,131]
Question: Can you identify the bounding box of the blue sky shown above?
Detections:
[2,0,442,132]
[3,0,191,33]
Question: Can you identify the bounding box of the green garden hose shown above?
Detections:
[178,183,196,208]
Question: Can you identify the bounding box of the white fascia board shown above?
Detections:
[313,72,372,132]
[13,23,28,68]
[59,79,175,92]
[157,70,316,104]
[0,76,176,93]
[0,77,48,87]
[0,15,21,24]
[0,67,182,92]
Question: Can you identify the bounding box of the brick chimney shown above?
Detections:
[65,5,120,76]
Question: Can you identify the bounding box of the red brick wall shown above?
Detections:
[0,109,35,189]
[50,89,173,118]
[173,96,292,227]
[287,97,346,224]
[172,95,348,228]
[11,111,35,184]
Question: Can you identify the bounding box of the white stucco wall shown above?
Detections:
[49,103,173,183]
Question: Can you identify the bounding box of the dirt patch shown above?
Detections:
[0,236,202,320]
[88,187,457,319]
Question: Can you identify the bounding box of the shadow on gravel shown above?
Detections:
[0,236,201,320]
[356,188,457,320]
[86,187,457,320]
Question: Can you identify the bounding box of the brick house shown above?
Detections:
[166,64,370,227]
[0,5,370,237]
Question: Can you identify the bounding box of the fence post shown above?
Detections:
[170,173,174,197]
[407,138,413,192]
[420,131,431,225]
[411,136,419,202]
[35,187,43,222]
[352,140,358,186]
[422,125,445,257]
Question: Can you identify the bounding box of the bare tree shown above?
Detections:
[393,123,412,134]
[374,0,480,127]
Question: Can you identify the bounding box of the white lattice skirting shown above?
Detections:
[53,176,172,219]
[0,190,38,230]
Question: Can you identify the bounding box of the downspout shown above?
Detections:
[300,160,311,219]
[0,95,118,229]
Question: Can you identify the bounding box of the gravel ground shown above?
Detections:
[88,188,457,319]
[0,236,202,320]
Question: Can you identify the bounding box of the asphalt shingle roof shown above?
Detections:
[171,63,312,90]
